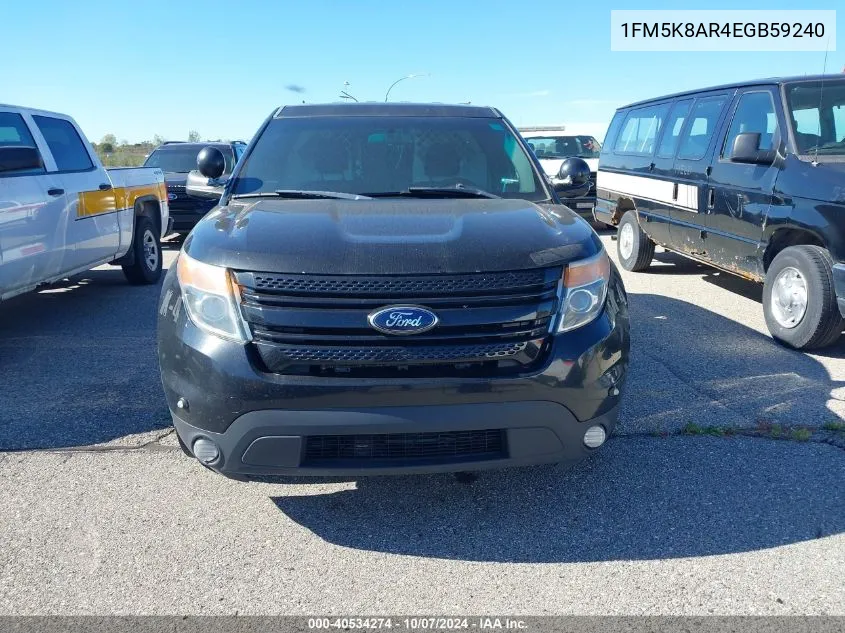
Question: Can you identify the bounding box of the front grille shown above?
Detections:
[235,268,561,378]
[304,429,506,463]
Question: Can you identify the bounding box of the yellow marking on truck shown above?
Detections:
[77,183,167,218]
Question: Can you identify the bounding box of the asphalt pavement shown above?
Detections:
[0,233,843,615]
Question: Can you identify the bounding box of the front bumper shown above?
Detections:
[562,196,597,221]
[157,268,629,478]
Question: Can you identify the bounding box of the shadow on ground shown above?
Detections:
[620,292,845,432]
[272,435,845,562]
[0,259,174,450]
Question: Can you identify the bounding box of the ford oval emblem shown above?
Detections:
[368,305,439,336]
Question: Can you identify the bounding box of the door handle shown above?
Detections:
[47,188,64,197]
[707,188,715,210]
[98,183,113,191]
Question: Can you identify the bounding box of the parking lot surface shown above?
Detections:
[1,233,843,615]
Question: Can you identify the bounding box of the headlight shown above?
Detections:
[176,251,250,343]
[557,249,611,333]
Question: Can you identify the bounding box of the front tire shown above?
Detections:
[763,245,844,349]
[616,210,654,272]
[122,217,162,284]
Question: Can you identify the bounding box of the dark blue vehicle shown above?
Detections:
[157,102,629,479]
[143,141,247,233]
[596,75,845,350]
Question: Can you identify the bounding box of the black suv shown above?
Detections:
[157,103,630,479]
[143,141,247,233]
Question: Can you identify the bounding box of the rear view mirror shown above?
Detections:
[553,157,592,198]
[197,146,226,179]
[730,132,775,166]
[186,170,227,200]
[0,146,42,173]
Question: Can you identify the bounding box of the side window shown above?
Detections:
[722,91,779,157]
[0,112,45,176]
[614,104,670,155]
[602,111,626,155]
[835,105,845,142]
[656,99,693,158]
[677,96,727,161]
[31,115,94,172]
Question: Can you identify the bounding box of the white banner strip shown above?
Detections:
[610,10,836,52]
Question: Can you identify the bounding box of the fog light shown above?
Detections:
[192,437,220,465]
[583,425,606,449]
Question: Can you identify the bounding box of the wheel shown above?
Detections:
[763,245,844,350]
[616,210,654,272]
[122,217,162,284]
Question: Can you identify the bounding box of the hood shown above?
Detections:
[778,154,845,204]
[539,157,599,177]
[184,198,601,274]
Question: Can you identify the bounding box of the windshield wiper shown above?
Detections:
[367,186,500,199]
[232,190,372,200]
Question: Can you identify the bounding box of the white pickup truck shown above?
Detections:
[0,104,170,301]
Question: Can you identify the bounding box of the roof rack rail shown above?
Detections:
[518,125,566,132]
[161,140,186,145]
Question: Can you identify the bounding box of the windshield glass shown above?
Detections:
[144,146,234,173]
[785,79,845,157]
[524,135,601,159]
[231,116,547,200]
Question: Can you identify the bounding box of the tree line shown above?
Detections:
[91,130,206,167]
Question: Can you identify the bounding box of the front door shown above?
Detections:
[706,88,784,279]
[0,110,67,297]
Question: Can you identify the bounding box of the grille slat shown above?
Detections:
[237,270,552,296]
[304,429,506,463]
[236,268,561,377]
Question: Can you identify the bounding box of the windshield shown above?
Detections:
[144,146,234,173]
[785,79,845,157]
[524,135,601,160]
[231,116,547,200]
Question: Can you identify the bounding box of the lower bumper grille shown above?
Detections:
[304,430,506,463]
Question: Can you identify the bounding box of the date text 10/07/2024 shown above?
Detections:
[307,617,529,630]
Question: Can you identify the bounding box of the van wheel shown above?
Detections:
[763,245,844,349]
[616,210,654,272]
[122,217,162,284]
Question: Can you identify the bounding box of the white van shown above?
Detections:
[0,104,170,301]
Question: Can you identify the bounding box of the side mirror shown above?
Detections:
[553,157,592,198]
[730,132,775,165]
[197,146,226,179]
[185,169,227,200]
[0,146,42,173]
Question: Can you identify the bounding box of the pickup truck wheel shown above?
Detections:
[763,245,844,349]
[122,217,162,284]
[616,210,654,272]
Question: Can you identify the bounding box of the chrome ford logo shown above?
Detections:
[368,305,439,335]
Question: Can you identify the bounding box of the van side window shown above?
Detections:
[0,112,46,176]
[614,104,669,155]
[602,111,626,155]
[722,92,779,158]
[676,96,727,161]
[656,99,693,158]
[32,115,94,172]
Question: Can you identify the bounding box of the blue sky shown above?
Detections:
[2,0,842,143]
